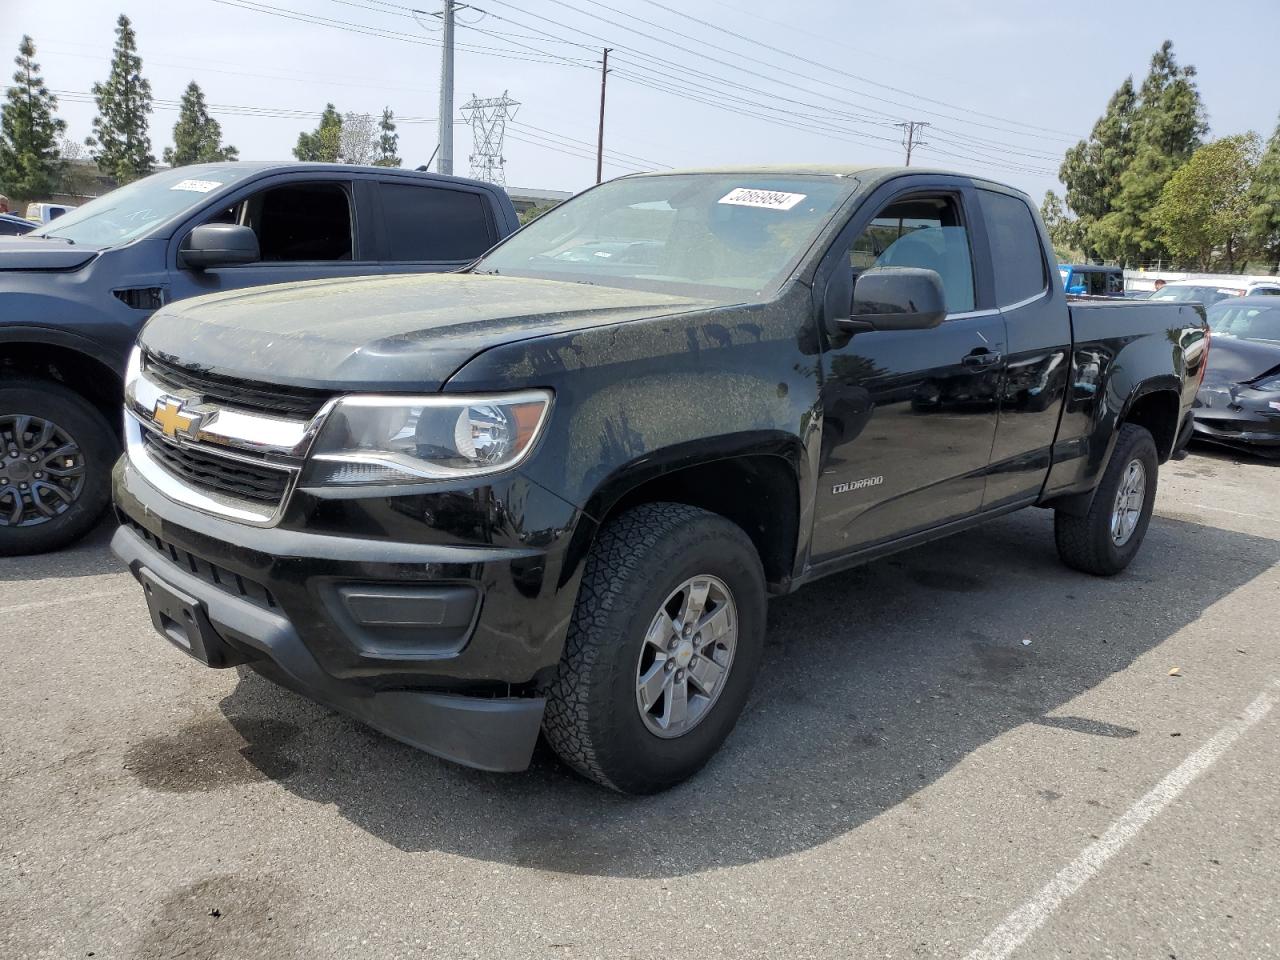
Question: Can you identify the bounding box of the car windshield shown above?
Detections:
[475,173,857,298]
[1151,285,1238,304]
[1207,303,1280,341]
[32,165,256,247]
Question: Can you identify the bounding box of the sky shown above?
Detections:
[3,0,1279,201]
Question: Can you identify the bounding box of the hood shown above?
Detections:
[1202,334,1280,390]
[140,272,715,391]
[0,235,99,271]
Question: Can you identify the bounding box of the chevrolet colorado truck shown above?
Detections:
[0,162,518,555]
[111,166,1208,793]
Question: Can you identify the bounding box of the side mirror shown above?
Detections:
[179,224,259,270]
[846,266,947,332]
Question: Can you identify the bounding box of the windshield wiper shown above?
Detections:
[34,234,74,244]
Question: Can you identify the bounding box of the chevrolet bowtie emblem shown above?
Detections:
[152,397,203,440]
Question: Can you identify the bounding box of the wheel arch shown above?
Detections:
[0,335,125,438]
[572,433,806,593]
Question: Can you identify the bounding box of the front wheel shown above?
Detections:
[1054,423,1158,576]
[541,502,766,793]
[0,379,118,556]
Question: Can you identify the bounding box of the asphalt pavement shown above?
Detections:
[2,443,1278,959]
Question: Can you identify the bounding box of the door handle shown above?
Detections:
[962,350,1003,368]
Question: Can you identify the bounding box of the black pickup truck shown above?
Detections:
[0,162,518,555]
[111,165,1208,793]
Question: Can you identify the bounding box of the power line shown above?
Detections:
[632,0,1081,141]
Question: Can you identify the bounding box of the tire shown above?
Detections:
[0,379,119,556]
[1054,423,1158,576]
[541,502,766,794]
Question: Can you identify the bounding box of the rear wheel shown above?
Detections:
[0,379,118,556]
[541,502,766,794]
[1054,423,1158,576]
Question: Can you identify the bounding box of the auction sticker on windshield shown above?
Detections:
[718,188,806,210]
[169,179,223,193]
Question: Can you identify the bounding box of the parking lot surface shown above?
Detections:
[2,445,1278,960]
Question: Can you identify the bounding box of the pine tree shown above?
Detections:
[162,81,237,166]
[373,107,400,167]
[293,104,342,162]
[1059,76,1137,256]
[0,35,66,203]
[1246,117,1280,273]
[1097,41,1207,264]
[86,14,154,183]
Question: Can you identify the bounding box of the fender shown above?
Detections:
[0,323,125,372]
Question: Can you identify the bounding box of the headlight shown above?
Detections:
[301,390,552,485]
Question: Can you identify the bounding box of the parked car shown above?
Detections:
[0,213,36,236]
[1151,278,1280,304]
[1058,263,1124,297]
[111,165,1207,793]
[0,161,519,556]
[1192,296,1280,458]
[24,201,76,224]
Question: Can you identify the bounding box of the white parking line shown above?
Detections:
[964,679,1279,960]
[0,588,132,617]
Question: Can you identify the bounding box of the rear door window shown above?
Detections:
[378,182,494,261]
[976,189,1047,305]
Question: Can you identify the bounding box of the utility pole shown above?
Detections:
[895,120,930,166]
[596,47,612,184]
[436,0,457,175]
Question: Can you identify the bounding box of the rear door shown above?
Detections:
[810,177,1006,560]
[371,179,500,272]
[975,185,1073,509]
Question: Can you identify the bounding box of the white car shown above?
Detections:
[1150,278,1280,304]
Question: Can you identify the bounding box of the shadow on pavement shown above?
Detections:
[0,514,119,583]
[210,508,1276,878]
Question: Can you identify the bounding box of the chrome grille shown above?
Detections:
[141,431,290,506]
[143,351,332,419]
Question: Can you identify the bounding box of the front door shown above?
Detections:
[169,177,379,301]
[810,187,1005,561]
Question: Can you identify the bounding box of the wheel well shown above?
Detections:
[1122,390,1180,463]
[0,342,124,438]
[604,454,800,588]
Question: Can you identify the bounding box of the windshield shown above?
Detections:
[476,173,857,297]
[33,165,256,247]
[1208,303,1280,341]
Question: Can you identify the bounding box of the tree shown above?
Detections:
[373,107,400,167]
[86,14,154,183]
[293,103,342,162]
[338,111,377,165]
[162,81,237,166]
[1152,135,1259,272]
[1059,76,1137,258]
[1039,190,1085,260]
[1247,117,1280,273]
[1096,41,1207,264]
[0,35,66,204]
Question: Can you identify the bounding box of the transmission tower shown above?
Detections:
[895,120,930,166]
[460,91,519,186]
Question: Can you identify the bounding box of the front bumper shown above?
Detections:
[1192,391,1280,457]
[111,455,590,772]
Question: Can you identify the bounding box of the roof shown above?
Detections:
[171,160,501,191]
[628,163,895,178]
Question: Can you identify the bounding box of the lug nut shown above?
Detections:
[683,625,692,637]
[19,482,28,490]
[28,454,37,462]
[668,637,678,651]
[665,660,675,672]
[33,472,42,479]
[676,669,685,682]
[689,656,698,667]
